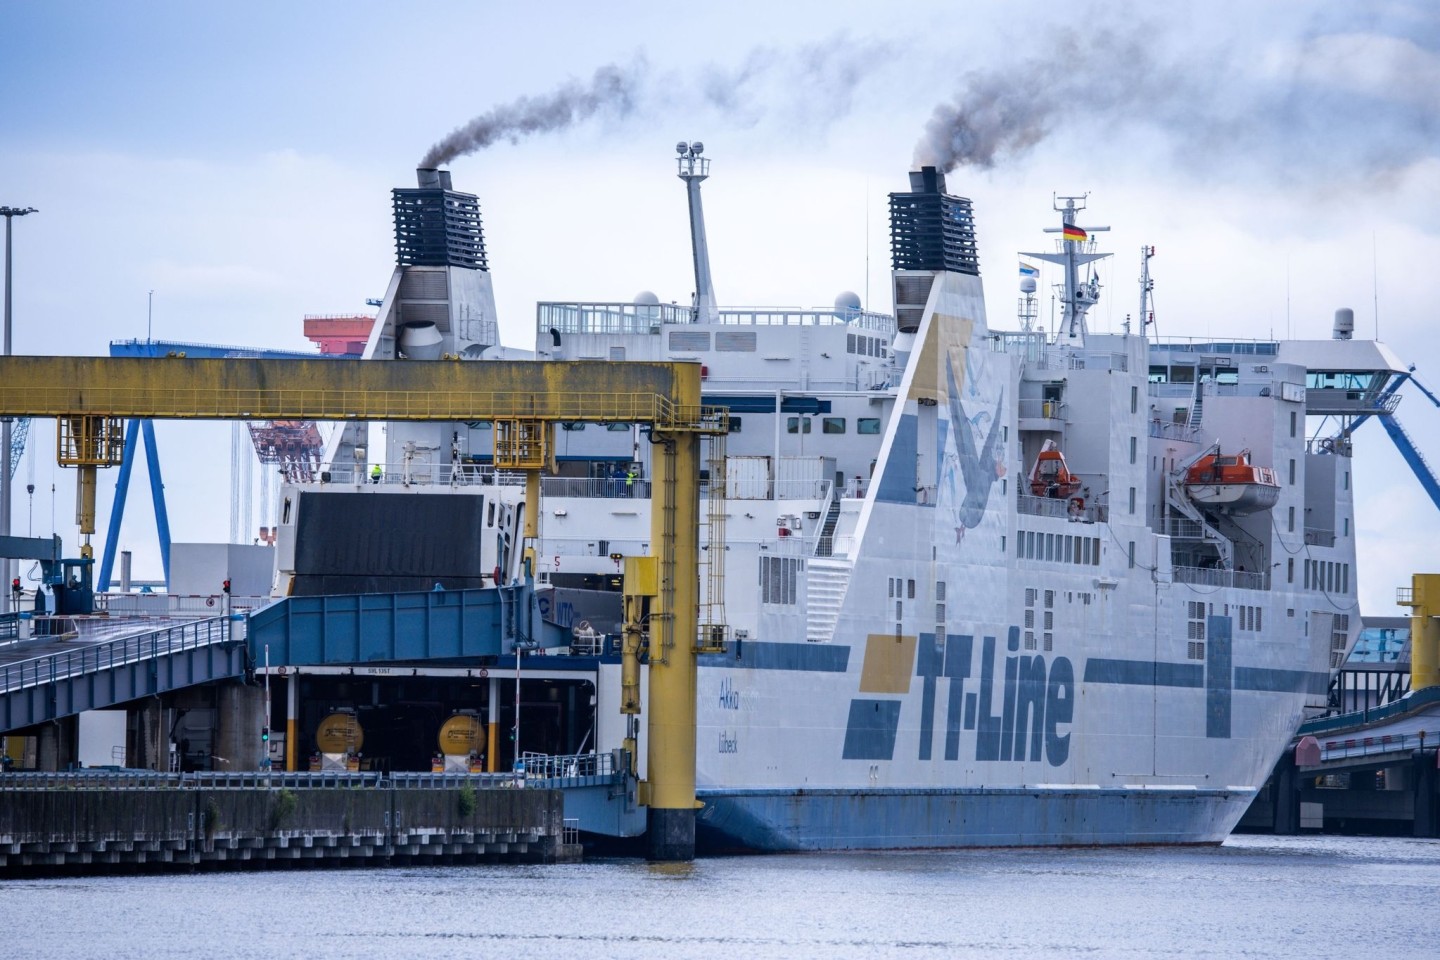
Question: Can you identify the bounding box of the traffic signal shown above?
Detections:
[221,579,231,595]
[10,577,19,597]
[260,726,270,742]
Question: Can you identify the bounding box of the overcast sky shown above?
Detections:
[2,1,1438,615]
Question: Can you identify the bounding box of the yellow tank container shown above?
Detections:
[314,711,364,754]
[438,713,485,757]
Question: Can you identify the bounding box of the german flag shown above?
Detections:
[1062,224,1087,243]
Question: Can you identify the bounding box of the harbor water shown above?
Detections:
[7,835,1438,959]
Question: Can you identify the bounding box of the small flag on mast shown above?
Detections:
[1019,261,1039,278]
[1062,224,1087,243]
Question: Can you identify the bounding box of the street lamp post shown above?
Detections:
[1,205,38,615]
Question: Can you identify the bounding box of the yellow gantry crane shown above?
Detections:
[0,355,724,861]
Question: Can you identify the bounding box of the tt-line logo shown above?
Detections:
[843,626,1075,767]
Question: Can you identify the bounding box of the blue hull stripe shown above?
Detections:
[1235,667,1330,694]
[699,641,850,672]
[1084,658,1203,687]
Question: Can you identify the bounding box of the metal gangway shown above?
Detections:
[0,615,246,732]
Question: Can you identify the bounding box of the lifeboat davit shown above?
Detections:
[1182,448,1280,514]
[1028,439,1082,499]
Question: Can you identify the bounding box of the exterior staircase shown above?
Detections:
[805,558,853,643]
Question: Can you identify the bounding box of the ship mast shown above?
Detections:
[1138,245,1156,338]
[1021,194,1111,344]
[676,141,718,323]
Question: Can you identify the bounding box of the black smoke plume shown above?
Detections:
[420,63,645,168]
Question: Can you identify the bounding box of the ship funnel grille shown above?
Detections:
[888,166,979,276]
[393,168,488,270]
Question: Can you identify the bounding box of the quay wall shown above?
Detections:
[0,778,576,876]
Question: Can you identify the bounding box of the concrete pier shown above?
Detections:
[0,774,580,876]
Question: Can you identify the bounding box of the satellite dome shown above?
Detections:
[634,290,660,305]
[1020,277,1037,294]
[834,291,862,317]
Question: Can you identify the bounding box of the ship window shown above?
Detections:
[1288,459,1296,485]
[857,418,881,435]
[1127,541,1135,569]
[786,416,812,434]
[1131,386,1138,413]
[561,422,586,431]
[1288,558,1294,584]
[1256,607,1263,631]
[1129,487,1136,514]
[1044,535,1054,562]
[1344,471,1349,490]
[1344,517,1349,537]
[822,417,846,434]
[728,417,743,434]
[888,578,895,598]
[282,497,292,524]
[606,423,631,431]
[1287,506,1295,532]
[896,601,903,620]
[907,579,916,599]
[488,502,495,527]
[1130,436,1137,464]
[1000,534,1006,553]
[1290,411,1297,438]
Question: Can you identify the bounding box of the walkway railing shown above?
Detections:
[1173,565,1270,591]
[519,750,617,783]
[0,761,624,791]
[1320,730,1436,763]
[0,616,233,696]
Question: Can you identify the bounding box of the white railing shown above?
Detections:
[1172,565,1269,591]
[518,751,615,782]
[1017,398,1067,420]
[537,302,895,336]
[95,594,269,616]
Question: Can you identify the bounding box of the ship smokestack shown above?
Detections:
[393,168,487,269]
[888,166,979,332]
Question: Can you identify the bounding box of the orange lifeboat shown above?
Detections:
[1182,448,1280,514]
[1028,439,1082,499]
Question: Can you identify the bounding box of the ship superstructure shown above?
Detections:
[268,152,1396,850]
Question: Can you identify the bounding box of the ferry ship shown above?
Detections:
[270,151,1390,850]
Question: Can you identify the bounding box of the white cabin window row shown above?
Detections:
[1303,559,1350,595]
[846,333,888,358]
[1236,604,1264,633]
[1017,530,1102,566]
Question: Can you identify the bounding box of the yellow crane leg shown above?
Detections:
[1401,574,1440,692]
[645,428,701,861]
[75,465,96,557]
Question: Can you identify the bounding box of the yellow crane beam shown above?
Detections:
[0,355,718,861]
